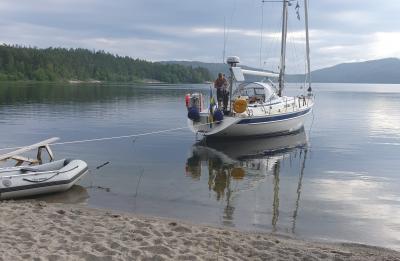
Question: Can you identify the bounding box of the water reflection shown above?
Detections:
[186,129,309,230]
[0,82,205,105]
[26,185,89,204]
[1,82,400,248]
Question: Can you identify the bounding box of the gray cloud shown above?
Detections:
[0,0,399,73]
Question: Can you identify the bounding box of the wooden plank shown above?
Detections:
[10,155,38,164]
[0,137,59,161]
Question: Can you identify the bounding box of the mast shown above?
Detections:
[304,0,312,93]
[278,0,289,97]
[259,1,265,68]
[271,161,280,231]
[291,148,308,233]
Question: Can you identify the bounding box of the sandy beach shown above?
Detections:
[0,201,398,260]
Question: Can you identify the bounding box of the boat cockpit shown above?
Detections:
[233,82,279,105]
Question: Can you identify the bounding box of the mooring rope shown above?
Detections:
[0,120,220,152]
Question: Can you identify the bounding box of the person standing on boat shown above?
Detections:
[214,73,229,110]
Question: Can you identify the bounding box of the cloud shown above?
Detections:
[369,32,400,59]
[0,0,399,72]
[0,22,191,61]
[328,10,376,27]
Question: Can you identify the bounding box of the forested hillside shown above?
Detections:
[0,45,212,83]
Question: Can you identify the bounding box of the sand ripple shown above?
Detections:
[0,201,399,260]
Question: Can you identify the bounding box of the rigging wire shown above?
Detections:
[260,2,282,72]
[288,30,307,90]
[222,0,238,62]
[286,2,302,89]
[259,1,265,68]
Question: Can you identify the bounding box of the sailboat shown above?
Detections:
[185,0,314,137]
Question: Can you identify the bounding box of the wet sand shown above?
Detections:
[0,201,399,261]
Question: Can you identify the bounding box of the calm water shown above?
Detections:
[0,82,400,250]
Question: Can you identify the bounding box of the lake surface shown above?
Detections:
[0,82,400,250]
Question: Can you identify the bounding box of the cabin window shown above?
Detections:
[238,87,265,103]
[243,88,255,97]
[254,88,264,95]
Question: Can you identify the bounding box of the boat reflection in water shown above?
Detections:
[185,129,309,232]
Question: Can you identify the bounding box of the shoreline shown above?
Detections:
[0,79,207,85]
[0,201,399,260]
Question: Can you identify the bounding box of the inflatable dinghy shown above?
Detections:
[0,159,88,199]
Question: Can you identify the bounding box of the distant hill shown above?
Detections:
[3,44,397,84]
[0,45,212,84]
[304,58,400,84]
[165,58,400,84]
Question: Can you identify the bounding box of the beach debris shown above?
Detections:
[71,209,82,215]
[37,201,47,208]
[56,209,66,215]
[96,161,110,170]
[87,185,111,192]
[98,186,111,192]
[106,213,121,218]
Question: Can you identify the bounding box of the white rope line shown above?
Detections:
[52,126,188,146]
[0,120,221,152]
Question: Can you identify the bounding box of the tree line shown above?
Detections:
[0,45,212,83]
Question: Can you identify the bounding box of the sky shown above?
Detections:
[0,0,400,73]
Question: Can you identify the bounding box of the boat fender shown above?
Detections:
[185,94,190,108]
[233,99,247,113]
[213,109,224,124]
[188,106,200,122]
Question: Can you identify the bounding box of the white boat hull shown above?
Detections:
[0,159,88,199]
[191,106,312,137]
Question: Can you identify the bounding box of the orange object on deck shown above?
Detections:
[233,99,247,113]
